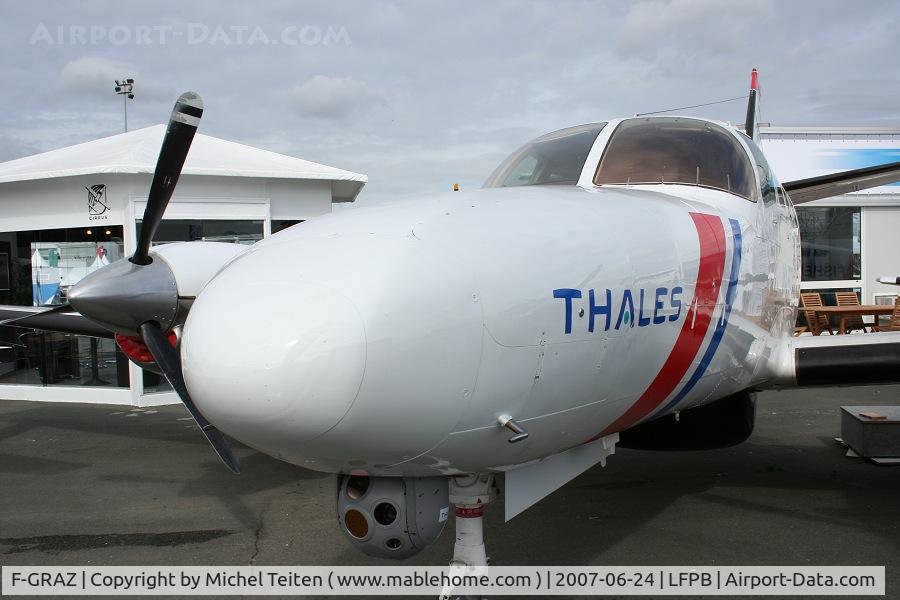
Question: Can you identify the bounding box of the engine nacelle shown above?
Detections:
[336,475,450,559]
[618,391,756,451]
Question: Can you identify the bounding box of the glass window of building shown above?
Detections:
[594,117,756,200]
[483,123,607,188]
[272,220,304,234]
[796,207,861,282]
[0,226,129,388]
[137,219,265,246]
[0,249,10,291]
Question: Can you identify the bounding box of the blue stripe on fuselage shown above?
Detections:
[651,217,743,417]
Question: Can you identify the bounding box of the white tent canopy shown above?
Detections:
[0,125,367,200]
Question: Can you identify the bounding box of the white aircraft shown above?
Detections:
[3,71,900,574]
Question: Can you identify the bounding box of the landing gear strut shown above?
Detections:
[440,473,498,600]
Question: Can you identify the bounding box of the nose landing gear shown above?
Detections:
[440,473,499,600]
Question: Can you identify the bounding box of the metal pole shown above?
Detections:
[83,337,110,386]
[115,78,134,132]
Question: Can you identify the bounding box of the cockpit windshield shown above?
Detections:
[483,123,606,188]
[593,117,756,200]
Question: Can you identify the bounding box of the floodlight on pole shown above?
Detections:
[114,78,135,132]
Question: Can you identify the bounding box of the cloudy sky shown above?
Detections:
[2,0,899,202]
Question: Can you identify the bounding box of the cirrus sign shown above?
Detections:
[86,184,109,219]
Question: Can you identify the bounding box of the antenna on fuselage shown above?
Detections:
[744,68,760,141]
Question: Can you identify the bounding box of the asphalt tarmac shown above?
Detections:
[1,384,899,599]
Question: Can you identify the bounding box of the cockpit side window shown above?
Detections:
[593,117,756,200]
[744,136,778,206]
[483,123,606,188]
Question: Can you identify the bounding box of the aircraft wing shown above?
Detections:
[0,305,113,339]
[783,160,900,204]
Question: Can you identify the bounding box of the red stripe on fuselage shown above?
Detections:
[590,212,727,440]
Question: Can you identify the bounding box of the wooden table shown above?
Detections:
[809,305,894,334]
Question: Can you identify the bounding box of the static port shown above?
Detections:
[373,502,398,526]
[346,475,370,500]
[385,538,402,550]
[344,509,369,539]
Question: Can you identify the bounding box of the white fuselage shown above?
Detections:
[181,118,801,477]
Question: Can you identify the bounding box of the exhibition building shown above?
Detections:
[0,125,366,406]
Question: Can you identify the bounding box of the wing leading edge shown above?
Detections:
[0,306,113,339]
[783,160,900,204]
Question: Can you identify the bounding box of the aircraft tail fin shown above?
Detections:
[744,68,759,141]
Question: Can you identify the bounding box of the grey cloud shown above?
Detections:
[59,56,135,94]
[290,75,386,118]
[616,0,774,57]
[59,56,174,102]
[0,136,43,163]
[0,0,898,204]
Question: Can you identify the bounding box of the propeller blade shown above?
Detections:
[139,321,240,474]
[132,92,204,265]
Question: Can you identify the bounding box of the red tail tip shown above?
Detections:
[750,68,759,91]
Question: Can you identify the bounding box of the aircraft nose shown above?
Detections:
[181,275,366,456]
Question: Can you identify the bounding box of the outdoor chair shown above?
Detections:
[834,291,870,333]
[883,296,900,332]
[800,292,834,336]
